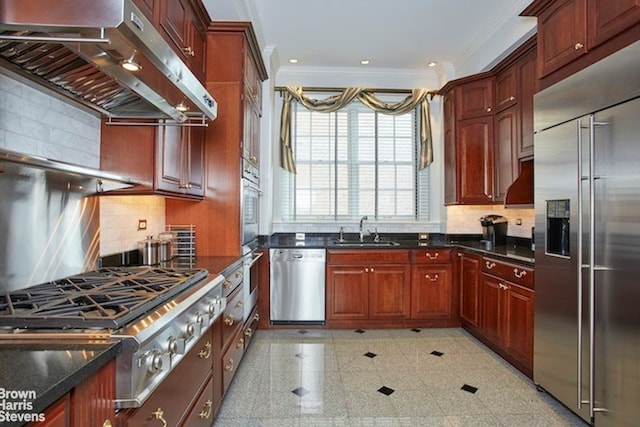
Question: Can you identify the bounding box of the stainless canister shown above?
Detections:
[158,231,175,262]
[139,236,160,265]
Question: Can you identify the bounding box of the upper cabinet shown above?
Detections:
[100,120,205,199]
[132,0,209,82]
[522,0,640,89]
[442,73,496,205]
[441,37,537,206]
[207,22,268,170]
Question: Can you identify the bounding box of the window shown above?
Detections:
[280,98,430,222]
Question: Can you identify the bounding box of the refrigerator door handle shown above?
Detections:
[588,114,596,419]
[577,119,585,410]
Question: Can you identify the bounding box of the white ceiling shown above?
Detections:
[203,0,537,82]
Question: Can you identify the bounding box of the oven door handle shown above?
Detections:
[243,180,262,194]
[246,251,264,267]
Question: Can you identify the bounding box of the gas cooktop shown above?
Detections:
[0,266,208,329]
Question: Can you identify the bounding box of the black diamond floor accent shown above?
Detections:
[461,384,478,394]
[295,352,306,359]
[377,386,395,396]
[292,387,310,397]
[411,328,421,333]
[298,329,309,334]
[364,352,377,358]
[431,350,444,357]
[355,329,366,334]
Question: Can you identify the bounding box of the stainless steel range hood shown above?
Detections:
[0,0,217,122]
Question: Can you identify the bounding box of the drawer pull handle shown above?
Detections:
[223,279,232,289]
[103,420,113,427]
[254,312,260,322]
[514,268,527,279]
[237,337,245,349]
[236,300,244,308]
[426,252,439,260]
[198,400,213,419]
[235,270,243,278]
[198,342,212,359]
[499,283,508,291]
[224,314,234,326]
[152,408,167,427]
[575,42,584,50]
[485,261,496,269]
[225,358,234,372]
[245,327,253,338]
[425,274,439,282]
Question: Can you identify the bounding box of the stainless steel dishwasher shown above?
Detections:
[269,248,326,325]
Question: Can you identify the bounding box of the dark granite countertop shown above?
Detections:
[0,340,121,426]
[261,233,534,265]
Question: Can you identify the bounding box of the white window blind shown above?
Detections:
[281,98,430,222]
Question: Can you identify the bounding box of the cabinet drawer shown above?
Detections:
[243,306,260,350]
[411,249,452,264]
[180,376,214,427]
[222,265,244,297]
[482,257,533,288]
[221,285,244,349]
[222,327,245,394]
[327,249,410,264]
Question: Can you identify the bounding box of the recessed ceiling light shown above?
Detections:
[360,59,370,65]
[427,61,438,68]
[289,58,298,64]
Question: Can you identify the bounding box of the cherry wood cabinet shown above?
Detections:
[165,22,268,257]
[326,250,411,323]
[459,252,535,377]
[442,36,537,206]
[28,360,116,427]
[101,120,205,199]
[522,0,640,89]
[410,249,455,319]
[29,396,68,427]
[458,251,483,328]
[442,74,496,205]
[494,105,519,203]
[480,271,534,374]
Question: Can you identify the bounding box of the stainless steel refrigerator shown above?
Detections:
[534,40,640,426]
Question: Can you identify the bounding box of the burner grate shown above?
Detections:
[0,266,208,329]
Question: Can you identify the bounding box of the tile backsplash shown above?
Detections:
[0,73,101,167]
[446,205,535,238]
[100,196,167,256]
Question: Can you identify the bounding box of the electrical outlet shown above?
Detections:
[515,218,522,225]
[138,219,147,230]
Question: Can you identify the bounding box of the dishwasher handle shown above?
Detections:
[292,254,303,259]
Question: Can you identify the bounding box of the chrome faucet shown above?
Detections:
[359,216,369,242]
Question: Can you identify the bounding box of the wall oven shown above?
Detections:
[241,159,260,246]
[241,158,261,322]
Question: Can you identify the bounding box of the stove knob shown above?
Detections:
[207,298,219,319]
[149,349,169,373]
[168,336,186,355]
[194,311,205,333]
[185,321,196,339]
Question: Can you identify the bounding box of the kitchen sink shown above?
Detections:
[332,240,400,247]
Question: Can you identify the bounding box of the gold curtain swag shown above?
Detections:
[279,86,433,173]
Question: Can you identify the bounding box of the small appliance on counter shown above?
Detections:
[479,214,508,248]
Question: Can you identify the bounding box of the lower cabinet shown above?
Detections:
[459,251,483,328]
[410,249,454,319]
[326,250,411,323]
[460,253,535,376]
[28,359,116,427]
